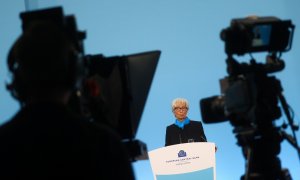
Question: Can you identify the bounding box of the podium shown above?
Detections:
[148,142,216,180]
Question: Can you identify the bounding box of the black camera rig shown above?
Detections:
[18,6,161,162]
[200,16,299,180]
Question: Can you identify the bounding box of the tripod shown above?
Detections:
[235,80,300,179]
[226,56,300,180]
[236,126,292,180]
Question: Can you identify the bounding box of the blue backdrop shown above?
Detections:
[1,1,300,179]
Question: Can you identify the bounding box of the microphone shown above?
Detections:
[179,133,182,144]
[200,136,207,142]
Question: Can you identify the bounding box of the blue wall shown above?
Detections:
[1,1,300,179]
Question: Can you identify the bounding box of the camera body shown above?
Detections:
[200,62,282,127]
[6,7,87,102]
[20,7,86,56]
[200,16,294,126]
[16,7,161,162]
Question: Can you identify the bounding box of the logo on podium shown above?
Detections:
[178,150,187,157]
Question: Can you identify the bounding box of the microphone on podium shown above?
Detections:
[200,136,207,142]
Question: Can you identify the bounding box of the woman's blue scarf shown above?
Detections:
[175,117,190,129]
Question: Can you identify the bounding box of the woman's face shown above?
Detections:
[173,102,188,121]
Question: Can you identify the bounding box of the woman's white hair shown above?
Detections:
[171,98,189,111]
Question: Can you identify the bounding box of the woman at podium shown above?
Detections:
[165,98,207,146]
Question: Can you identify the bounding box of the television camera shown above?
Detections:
[200,16,300,179]
[18,7,160,162]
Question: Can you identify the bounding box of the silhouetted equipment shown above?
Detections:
[200,16,299,179]
[20,6,86,60]
[220,16,294,55]
[15,6,161,162]
[7,7,86,102]
[82,51,161,161]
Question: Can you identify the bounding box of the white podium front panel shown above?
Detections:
[148,142,216,180]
